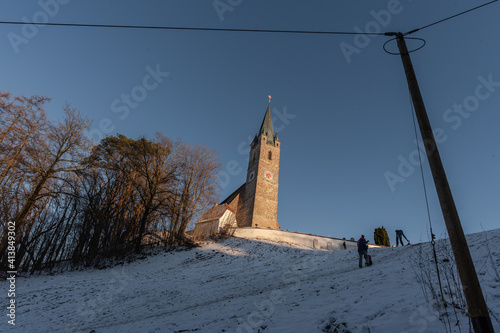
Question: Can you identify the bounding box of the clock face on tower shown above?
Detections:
[264,170,274,182]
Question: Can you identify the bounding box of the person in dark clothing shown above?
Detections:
[395,229,409,246]
[357,235,368,268]
[342,239,347,250]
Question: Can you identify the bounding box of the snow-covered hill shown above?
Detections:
[4,229,500,332]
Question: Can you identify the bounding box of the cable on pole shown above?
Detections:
[407,83,447,307]
[0,21,387,36]
[383,37,426,55]
[0,1,496,39]
[403,0,498,35]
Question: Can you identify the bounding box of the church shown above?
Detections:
[194,98,281,236]
[192,99,370,252]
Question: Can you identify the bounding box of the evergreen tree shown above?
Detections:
[374,226,390,247]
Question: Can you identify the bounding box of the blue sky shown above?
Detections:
[1,0,499,244]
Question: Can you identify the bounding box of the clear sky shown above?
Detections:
[1,0,499,244]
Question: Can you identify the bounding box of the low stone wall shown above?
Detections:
[233,228,385,251]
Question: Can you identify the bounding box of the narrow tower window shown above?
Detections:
[268,151,272,160]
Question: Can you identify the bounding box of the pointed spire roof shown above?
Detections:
[259,97,275,145]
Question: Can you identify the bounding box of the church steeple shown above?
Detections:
[195,95,282,235]
[259,96,275,145]
[241,95,281,230]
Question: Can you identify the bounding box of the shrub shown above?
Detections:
[374,226,390,247]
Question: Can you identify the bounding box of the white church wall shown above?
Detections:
[233,228,385,251]
[218,210,237,231]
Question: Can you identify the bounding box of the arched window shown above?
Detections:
[268,151,272,160]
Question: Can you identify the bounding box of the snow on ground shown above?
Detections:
[3,229,500,333]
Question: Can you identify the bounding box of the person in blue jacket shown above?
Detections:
[357,235,368,268]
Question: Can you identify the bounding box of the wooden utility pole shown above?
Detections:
[394,32,494,333]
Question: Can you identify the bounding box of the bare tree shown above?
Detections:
[128,134,177,253]
[13,106,90,268]
[0,95,90,271]
[83,134,177,254]
[1,90,222,271]
[167,141,221,245]
[0,93,49,212]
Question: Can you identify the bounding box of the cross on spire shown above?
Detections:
[259,96,276,145]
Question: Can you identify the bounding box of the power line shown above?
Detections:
[407,88,446,306]
[0,21,386,36]
[403,0,498,35]
[0,0,496,39]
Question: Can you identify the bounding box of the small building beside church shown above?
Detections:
[194,98,281,236]
[194,203,237,236]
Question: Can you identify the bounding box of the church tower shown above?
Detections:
[240,97,281,229]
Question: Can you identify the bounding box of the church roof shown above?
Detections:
[259,102,275,145]
[220,183,245,206]
[198,203,233,222]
